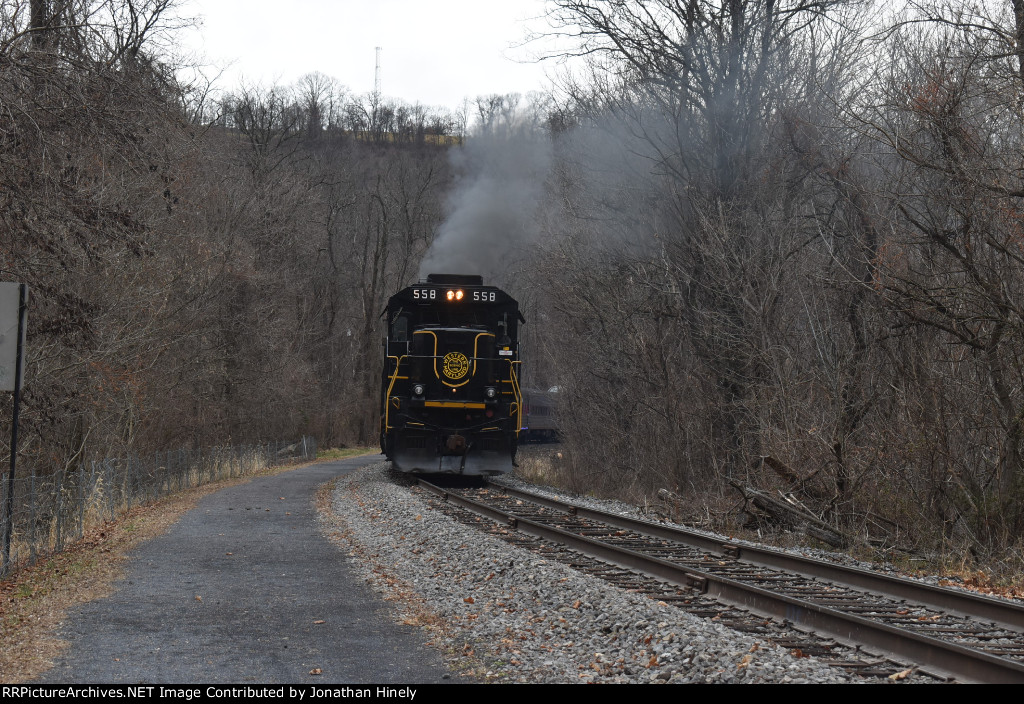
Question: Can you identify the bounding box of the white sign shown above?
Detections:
[0,283,27,392]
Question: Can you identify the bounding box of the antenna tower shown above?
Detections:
[374,46,382,96]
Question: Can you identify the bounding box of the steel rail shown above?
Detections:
[417,479,1024,684]
[489,481,1024,632]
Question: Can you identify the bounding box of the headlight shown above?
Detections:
[484,386,497,399]
[412,383,425,396]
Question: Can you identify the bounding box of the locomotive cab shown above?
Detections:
[381,274,524,475]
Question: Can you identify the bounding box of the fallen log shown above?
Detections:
[754,456,829,501]
[729,481,850,548]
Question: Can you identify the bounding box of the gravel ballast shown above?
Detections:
[324,463,861,683]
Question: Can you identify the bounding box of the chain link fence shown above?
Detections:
[0,436,318,577]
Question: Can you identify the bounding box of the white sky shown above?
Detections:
[179,0,571,110]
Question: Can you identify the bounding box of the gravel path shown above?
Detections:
[37,456,453,684]
[325,463,861,684]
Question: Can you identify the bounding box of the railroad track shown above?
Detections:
[409,477,1024,683]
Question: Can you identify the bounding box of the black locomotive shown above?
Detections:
[380,273,524,474]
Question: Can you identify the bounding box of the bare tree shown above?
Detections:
[854,3,1024,540]
[537,0,864,482]
[296,71,339,140]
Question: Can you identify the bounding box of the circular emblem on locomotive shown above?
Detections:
[442,351,470,380]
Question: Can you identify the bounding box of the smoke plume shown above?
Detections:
[418,128,551,283]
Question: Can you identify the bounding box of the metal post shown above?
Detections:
[77,460,84,540]
[2,283,27,574]
[105,459,113,519]
[55,467,65,552]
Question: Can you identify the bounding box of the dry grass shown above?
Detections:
[513,447,568,487]
[4,448,278,567]
[0,452,373,683]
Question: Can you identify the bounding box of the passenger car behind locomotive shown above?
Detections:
[522,387,560,443]
[380,274,524,474]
